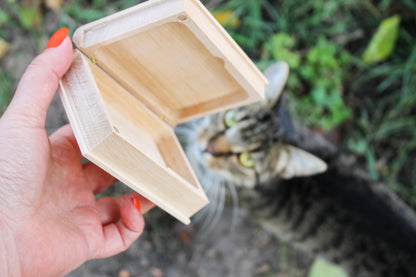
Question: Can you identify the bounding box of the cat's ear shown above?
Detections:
[280,145,327,179]
[263,62,289,108]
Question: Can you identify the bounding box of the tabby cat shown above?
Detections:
[176,62,416,277]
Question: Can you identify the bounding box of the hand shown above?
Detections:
[0,33,154,277]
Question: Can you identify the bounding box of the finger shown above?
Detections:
[96,196,120,225]
[4,36,73,128]
[49,124,82,160]
[95,193,145,258]
[133,193,155,214]
[96,193,154,225]
[83,162,116,194]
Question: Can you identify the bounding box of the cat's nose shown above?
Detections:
[206,136,232,155]
[206,140,217,155]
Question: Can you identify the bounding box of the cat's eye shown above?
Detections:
[238,152,255,168]
[224,110,236,128]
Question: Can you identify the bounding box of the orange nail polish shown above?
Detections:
[46,27,69,49]
[132,195,141,212]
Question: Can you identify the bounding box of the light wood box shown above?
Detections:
[59,0,267,224]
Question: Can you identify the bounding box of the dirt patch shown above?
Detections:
[65,196,312,277]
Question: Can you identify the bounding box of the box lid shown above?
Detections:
[72,0,267,126]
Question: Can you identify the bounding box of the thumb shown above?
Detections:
[4,32,73,129]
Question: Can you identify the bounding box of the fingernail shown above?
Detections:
[132,195,141,212]
[46,27,69,49]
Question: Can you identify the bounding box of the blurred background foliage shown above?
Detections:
[0,0,415,275]
[208,0,416,210]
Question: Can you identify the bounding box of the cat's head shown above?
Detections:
[177,62,327,189]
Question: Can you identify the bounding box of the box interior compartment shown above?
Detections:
[82,22,248,126]
[88,57,201,189]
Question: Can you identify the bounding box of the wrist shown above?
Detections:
[0,222,21,277]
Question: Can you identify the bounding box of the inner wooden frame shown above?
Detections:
[94,22,247,124]
[73,0,267,126]
[60,52,208,224]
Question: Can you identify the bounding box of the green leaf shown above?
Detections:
[347,137,368,155]
[18,6,43,30]
[366,147,379,180]
[212,10,241,28]
[362,15,401,65]
[0,38,9,59]
[264,33,301,68]
[0,9,10,26]
[311,87,327,106]
[65,5,108,22]
[308,258,349,277]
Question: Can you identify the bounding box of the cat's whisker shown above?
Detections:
[204,180,226,234]
[175,131,195,143]
[205,174,218,205]
[192,205,209,225]
[198,205,217,235]
[192,171,217,226]
[202,171,216,196]
[226,179,239,233]
[197,175,222,234]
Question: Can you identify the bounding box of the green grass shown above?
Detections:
[213,0,416,208]
[347,44,416,205]
[0,67,14,114]
[308,258,349,277]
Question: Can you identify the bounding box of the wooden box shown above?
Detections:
[59,0,267,224]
